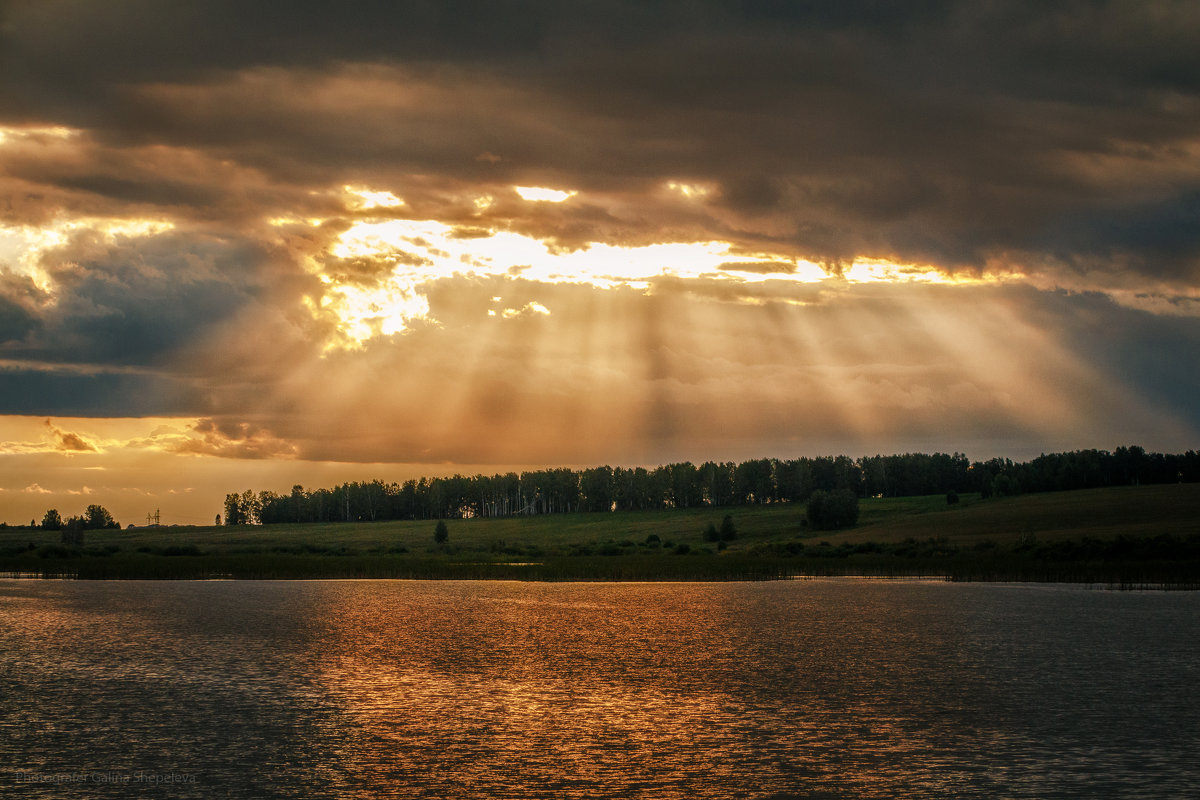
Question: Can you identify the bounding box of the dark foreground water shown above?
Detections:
[1,579,1197,799]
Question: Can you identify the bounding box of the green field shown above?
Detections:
[3,484,1198,584]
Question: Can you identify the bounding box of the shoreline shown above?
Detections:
[3,558,1197,589]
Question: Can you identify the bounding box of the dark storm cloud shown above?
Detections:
[0,130,310,226]
[1026,287,1200,432]
[3,1,1198,283]
[1037,190,1200,276]
[0,294,39,342]
[0,367,209,416]
[0,225,290,416]
[1,230,264,366]
[36,173,225,212]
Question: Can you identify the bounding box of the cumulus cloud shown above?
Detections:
[46,420,97,452]
[166,418,299,460]
[0,419,100,453]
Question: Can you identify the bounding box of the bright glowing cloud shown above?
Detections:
[316,214,813,343]
[344,185,405,210]
[0,217,176,287]
[309,209,1011,346]
[500,301,551,319]
[0,124,77,143]
[666,181,712,199]
[317,280,433,348]
[843,259,960,285]
[514,186,577,203]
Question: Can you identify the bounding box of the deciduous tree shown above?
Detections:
[41,508,63,531]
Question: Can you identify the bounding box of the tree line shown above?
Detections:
[35,505,120,532]
[222,445,1199,525]
[31,505,120,546]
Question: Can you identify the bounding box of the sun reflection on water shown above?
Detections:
[305,581,994,798]
[4,581,1200,798]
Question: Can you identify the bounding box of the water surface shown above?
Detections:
[2,579,1197,798]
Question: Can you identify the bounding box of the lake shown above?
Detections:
[1,579,1197,798]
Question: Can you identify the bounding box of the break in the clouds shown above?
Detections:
[0,1,1198,522]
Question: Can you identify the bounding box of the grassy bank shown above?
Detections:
[2,484,1198,584]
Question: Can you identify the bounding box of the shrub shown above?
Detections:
[991,474,1019,497]
[806,489,860,531]
[719,515,737,541]
[60,517,85,548]
[434,520,449,544]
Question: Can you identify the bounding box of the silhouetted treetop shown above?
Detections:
[223,446,1199,524]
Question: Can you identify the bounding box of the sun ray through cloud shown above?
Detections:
[0,2,1197,524]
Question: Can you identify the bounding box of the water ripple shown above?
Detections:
[2,579,1198,798]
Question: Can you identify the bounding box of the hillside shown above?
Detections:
[828,484,1200,544]
[2,484,1198,583]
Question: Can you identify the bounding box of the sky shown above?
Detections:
[1,1,1198,526]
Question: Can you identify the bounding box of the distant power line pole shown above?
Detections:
[146,508,160,526]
